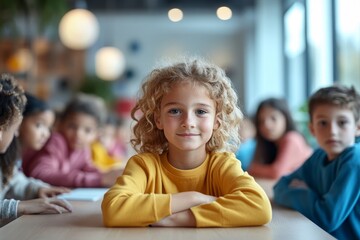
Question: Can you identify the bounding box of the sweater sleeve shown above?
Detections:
[249,132,312,179]
[0,199,19,220]
[26,134,102,188]
[273,150,360,232]
[6,167,49,200]
[101,156,171,227]
[190,158,272,227]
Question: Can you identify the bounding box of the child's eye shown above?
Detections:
[338,120,349,126]
[168,109,181,115]
[84,127,94,134]
[196,109,208,115]
[317,120,327,127]
[67,123,77,130]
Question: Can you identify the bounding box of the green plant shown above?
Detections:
[79,75,116,106]
[0,0,68,37]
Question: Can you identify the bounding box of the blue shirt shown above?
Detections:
[235,139,256,171]
[273,145,360,240]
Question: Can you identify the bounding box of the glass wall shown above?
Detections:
[283,0,307,112]
[335,0,360,91]
[306,0,334,93]
[282,0,360,145]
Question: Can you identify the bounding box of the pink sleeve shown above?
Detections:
[26,133,102,188]
[249,132,312,179]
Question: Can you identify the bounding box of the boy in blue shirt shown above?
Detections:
[273,85,360,240]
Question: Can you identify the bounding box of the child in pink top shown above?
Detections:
[0,74,72,223]
[248,98,313,179]
[22,94,119,188]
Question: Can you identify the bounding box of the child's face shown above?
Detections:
[155,81,219,154]
[99,124,116,149]
[19,110,55,150]
[309,104,359,160]
[258,106,287,142]
[0,116,22,153]
[60,112,98,150]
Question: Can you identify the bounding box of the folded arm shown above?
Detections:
[274,158,360,232]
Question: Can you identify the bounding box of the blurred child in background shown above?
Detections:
[235,117,256,171]
[91,113,125,171]
[248,98,312,179]
[20,93,55,168]
[111,115,131,161]
[22,93,119,188]
[274,85,360,240]
[0,74,72,225]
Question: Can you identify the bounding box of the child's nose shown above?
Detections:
[263,119,273,130]
[75,129,84,138]
[181,113,195,128]
[329,122,338,135]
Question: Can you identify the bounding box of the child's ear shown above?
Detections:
[355,121,360,136]
[308,122,315,136]
[0,129,2,141]
[154,113,163,130]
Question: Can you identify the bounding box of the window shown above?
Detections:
[335,0,360,91]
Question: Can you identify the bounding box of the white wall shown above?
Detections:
[86,10,255,107]
[85,4,284,116]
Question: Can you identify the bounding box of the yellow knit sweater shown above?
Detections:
[102,152,272,227]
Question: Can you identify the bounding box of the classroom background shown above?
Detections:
[0,0,359,144]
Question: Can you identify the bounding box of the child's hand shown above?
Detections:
[38,187,71,198]
[150,210,196,227]
[101,168,123,187]
[289,179,308,189]
[194,192,217,205]
[170,192,217,214]
[17,197,73,216]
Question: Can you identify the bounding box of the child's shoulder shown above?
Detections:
[209,151,238,165]
[304,148,327,164]
[43,132,68,151]
[128,152,161,164]
[211,151,235,158]
[282,131,305,142]
[48,132,66,144]
[341,144,360,163]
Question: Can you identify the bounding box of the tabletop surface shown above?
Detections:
[0,179,335,240]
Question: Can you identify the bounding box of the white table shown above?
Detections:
[0,179,335,240]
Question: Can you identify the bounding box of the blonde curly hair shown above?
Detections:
[131,57,243,154]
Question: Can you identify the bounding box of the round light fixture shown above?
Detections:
[59,9,99,50]
[95,47,126,81]
[168,8,183,22]
[217,6,232,21]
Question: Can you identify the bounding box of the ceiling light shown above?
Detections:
[59,9,99,50]
[95,47,125,81]
[217,6,232,21]
[168,8,183,22]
